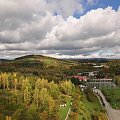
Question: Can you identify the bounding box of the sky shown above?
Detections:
[0,0,120,59]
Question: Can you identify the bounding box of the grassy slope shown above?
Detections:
[59,91,108,120]
[101,88,120,109]
[59,100,71,120]
[79,92,107,120]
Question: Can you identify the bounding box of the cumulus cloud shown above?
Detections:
[37,7,120,58]
[0,0,120,59]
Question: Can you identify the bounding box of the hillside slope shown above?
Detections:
[0,55,78,82]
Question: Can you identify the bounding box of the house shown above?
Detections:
[87,78,115,88]
[90,78,113,82]
[78,71,98,77]
[93,65,104,68]
[73,75,88,81]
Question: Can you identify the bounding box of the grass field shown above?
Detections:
[101,88,120,109]
[59,100,71,120]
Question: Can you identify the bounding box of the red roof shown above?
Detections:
[73,75,88,81]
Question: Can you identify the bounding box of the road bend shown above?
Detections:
[95,89,120,120]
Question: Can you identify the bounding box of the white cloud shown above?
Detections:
[37,7,120,58]
[0,0,120,59]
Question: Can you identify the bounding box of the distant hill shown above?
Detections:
[15,54,56,61]
[0,55,78,82]
[14,54,77,67]
[69,58,110,63]
[0,59,11,62]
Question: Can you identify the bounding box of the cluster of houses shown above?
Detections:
[72,71,98,82]
[72,71,115,88]
[87,78,115,88]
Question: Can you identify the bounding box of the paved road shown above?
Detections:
[95,89,120,120]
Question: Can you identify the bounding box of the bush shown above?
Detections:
[84,89,95,102]
[91,114,98,120]
[106,97,111,102]
[82,116,86,120]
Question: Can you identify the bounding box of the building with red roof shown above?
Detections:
[73,75,88,81]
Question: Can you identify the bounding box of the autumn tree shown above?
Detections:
[35,78,48,90]
[69,87,80,120]
[33,86,39,107]
[49,81,60,99]
[0,73,10,90]
[60,80,75,95]
[115,75,120,87]
[26,104,39,120]
[39,88,50,110]
[23,86,32,106]
[14,78,18,91]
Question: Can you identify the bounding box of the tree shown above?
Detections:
[115,76,120,86]
[91,114,99,120]
[39,88,50,110]
[0,74,2,88]
[14,78,18,91]
[6,116,11,120]
[22,78,29,91]
[60,80,74,95]
[39,110,48,120]
[12,108,27,120]
[35,78,48,90]
[23,86,31,106]
[1,73,9,90]
[26,104,39,120]
[48,96,55,115]
[47,96,60,120]
[33,86,39,107]
[71,77,80,86]
[70,87,80,120]
[49,81,60,99]
[69,112,79,120]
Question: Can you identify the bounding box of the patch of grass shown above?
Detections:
[59,100,71,120]
[101,88,120,109]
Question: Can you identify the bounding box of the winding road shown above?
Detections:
[95,89,120,120]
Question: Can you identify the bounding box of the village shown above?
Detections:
[72,63,116,88]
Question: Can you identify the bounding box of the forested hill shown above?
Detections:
[0,55,78,82]
[15,55,56,61]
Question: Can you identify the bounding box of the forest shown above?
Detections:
[0,72,108,120]
[0,72,75,120]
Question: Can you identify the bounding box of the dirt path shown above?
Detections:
[65,108,71,120]
[95,89,120,120]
